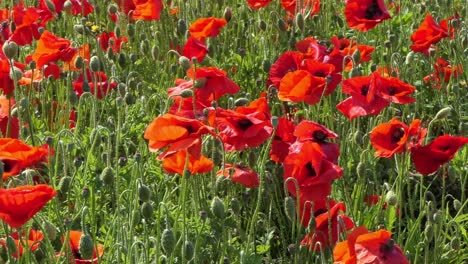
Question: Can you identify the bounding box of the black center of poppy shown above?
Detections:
[391,127,405,143]
[380,239,394,254]
[72,249,82,259]
[315,71,325,77]
[305,162,317,178]
[1,159,15,173]
[238,119,253,131]
[314,208,327,217]
[361,85,370,96]
[388,87,396,95]
[365,1,384,19]
[312,130,327,142]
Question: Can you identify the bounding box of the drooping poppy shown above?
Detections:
[301,202,354,251]
[0,96,19,139]
[182,36,208,63]
[0,138,49,181]
[344,0,392,32]
[270,117,296,163]
[97,31,128,53]
[333,226,409,264]
[0,185,56,228]
[73,69,118,99]
[144,113,214,160]
[370,118,409,158]
[65,230,104,264]
[189,17,227,40]
[410,135,468,175]
[31,30,77,68]
[161,149,214,175]
[410,14,448,55]
[216,164,259,188]
[423,58,463,89]
[283,141,342,202]
[246,0,273,9]
[0,229,44,258]
[278,70,327,105]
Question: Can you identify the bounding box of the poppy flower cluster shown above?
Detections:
[336,71,415,120]
[0,229,44,258]
[423,58,463,89]
[113,0,163,21]
[344,0,392,32]
[333,226,409,264]
[246,0,321,16]
[370,118,467,175]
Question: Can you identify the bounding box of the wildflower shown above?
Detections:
[189,17,227,41]
[333,226,409,264]
[410,14,448,55]
[0,229,44,258]
[182,36,208,63]
[216,164,259,188]
[344,0,392,32]
[64,230,104,264]
[161,149,214,175]
[97,31,128,53]
[0,95,19,139]
[281,0,321,15]
[247,0,273,9]
[31,30,77,68]
[278,70,327,105]
[0,185,56,228]
[132,0,163,21]
[73,69,117,99]
[370,118,409,158]
[270,117,296,163]
[423,58,463,89]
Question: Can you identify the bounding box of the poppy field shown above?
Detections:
[0,0,467,263]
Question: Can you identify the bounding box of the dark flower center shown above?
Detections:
[391,127,405,143]
[315,71,325,77]
[238,119,253,131]
[361,85,370,96]
[314,208,327,217]
[388,87,396,96]
[380,239,395,254]
[305,161,317,178]
[1,159,15,173]
[365,1,384,19]
[312,130,327,142]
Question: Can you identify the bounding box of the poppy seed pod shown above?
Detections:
[434,107,451,120]
[2,41,18,59]
[161,228,176,255]
[141,202,153,219]
[284,196,296,221]
[138,184,152,202]
[79,234,94,260]
[211,197,226,219]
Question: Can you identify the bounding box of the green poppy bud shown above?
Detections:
[184,240,195,260]
[44,0,56,13]
[138,184,152,202]
[79,234,94,260]
[161,228,176,255]
[349,67,361,78]
[385,190,397,206]
[178,56,191,71]
[234,98,249,107]
[352,49,361,64]
[224,7,232,22]
[451,237,460,250]
[434,107,451,120]
[284,196,296,221]
[43,220,58,241]
[58,176,72,194]
[295,13,304,31]
[10,66,23,80]
[141,202,153,219]
[424,224,434,241]
[211,197,226,219]
[278,18,287,32]
[180,89,194,98]
[63,0,72,11]
[100,167,115,185]
[107,4,118,14]
[356,162,366,178]
[2,41,18,60]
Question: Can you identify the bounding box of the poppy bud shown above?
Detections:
[10,66,23,80]
[405,51,415,65]
[178,56,191,71]
[211,197,226,219]
[424,224,434,241]
[140,40,149,55]
[349,67,361,78]
[194,78,207,88]
[177,19,187,36]
[58,176,72,194]
[179,89,193,98]
[118,53,127,67]
[451,237,460,250]
[124,92,134,105]
[432,210,443,224]
[2,41,18,60]
[184,240,195,260]
[284,196,296,221]
[79,234,94,260]
[334,15,344,28]
[356,162,366,178]
[307,214,316,233]
[5,236,16,255]
[352,49,361,64]
[434,107,451,120]
[141,202,153,219]
[43,220,58,241]
[385,190,397,206]
[161,228,176,255]
[63,0,72,11]
[258,20,267,31]
[234,98,249,107]
[100,167,115,185]
[295,13,304,31]
[89,56,100,72]
[224,7,232,22]
[138,184,152,202]
[278,18,287,32]
[74,25,85,34]
[45,0,56,13]
[151,45,159,60]
[127,24,135,38]
[130,53,138,63]
[453,199,462,211]
[230,198,240,215]
[107,4,118,14]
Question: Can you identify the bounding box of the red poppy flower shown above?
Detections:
[65,44,90,72]
[370,118,409,158]
[423,58,463,89]
[336,73,390,120]
[294,120,340,163]
[407,119,427,149]
[189,17,227,40]
[270,117,296,163]
[0,51,25,95]
[246,0,273,9]
[0,95,19,139]
[132,0,163,21]
[344,0,391,32]
[0,185,56,228]
[216,164,259,188]
[281,0,320,15]
[295,37,328,61]
[301,202,354,251]
[98,31,128,53]
[144,113,214,160]
[301,59,342,95]
[283,141,342,202]
[210,99,273,152]
[167,94,210,119]
[162,149,213,175]
[333,226,409,264]
[65,230,104,264]
[31,30,77,68]
[410,14,449,55]
[64,0,95,16]
[182,36,208,63]
[8,5,42,46]
[411,135,468,175]
[0,138,49,181]
[327,36,375,72]
[186,66,240,101]
[378,75,415,104]
[73,69,117,99]
[0,229,44,258]
[278,70,327,105]
[268,51,304,88]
